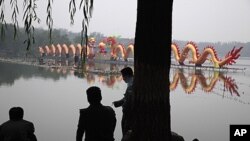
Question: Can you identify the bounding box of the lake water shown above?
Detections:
[0,59,250,141]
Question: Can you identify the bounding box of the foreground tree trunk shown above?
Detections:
[128,0,173,140]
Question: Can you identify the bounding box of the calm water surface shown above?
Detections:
[0,59,250,141]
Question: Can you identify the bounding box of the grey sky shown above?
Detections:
[4,0,250,42]
[173,0,250,42]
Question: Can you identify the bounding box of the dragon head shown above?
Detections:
[224,46,243,65]
[88,37,96,47]
[105,36,117,46]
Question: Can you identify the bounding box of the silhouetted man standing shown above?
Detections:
[76,86,116,141]
[0,107,37,141]
[113,67,134,135]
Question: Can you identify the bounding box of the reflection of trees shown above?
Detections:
[0,62,68,86]
[170,68,239,96]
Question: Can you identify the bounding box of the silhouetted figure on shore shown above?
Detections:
[76,86,116,141]
[0,107,37,141]
[113,67,134,136]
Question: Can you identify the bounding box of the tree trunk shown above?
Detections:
[128,0,173,140]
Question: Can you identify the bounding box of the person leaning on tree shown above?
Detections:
[113,67,134,136]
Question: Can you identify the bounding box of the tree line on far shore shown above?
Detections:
[0,23,249,58]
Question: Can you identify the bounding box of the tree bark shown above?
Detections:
[128,0,173,140]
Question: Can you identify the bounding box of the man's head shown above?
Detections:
[9,107,24,121]
[120,67,133,83]
[86,86,102,105]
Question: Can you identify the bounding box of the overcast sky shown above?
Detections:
[4,0,250,42]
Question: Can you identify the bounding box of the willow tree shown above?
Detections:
[0,0,174,140]
[0,0,92,65]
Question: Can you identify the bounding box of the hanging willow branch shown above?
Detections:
[0,0,6,39]
[10,0,19,39]
[46,0,53,43]
[0,0,94,54]
[69,0,76,25]
[79,0,93,65]
[69,0,94,69]
[23,0,40,50]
